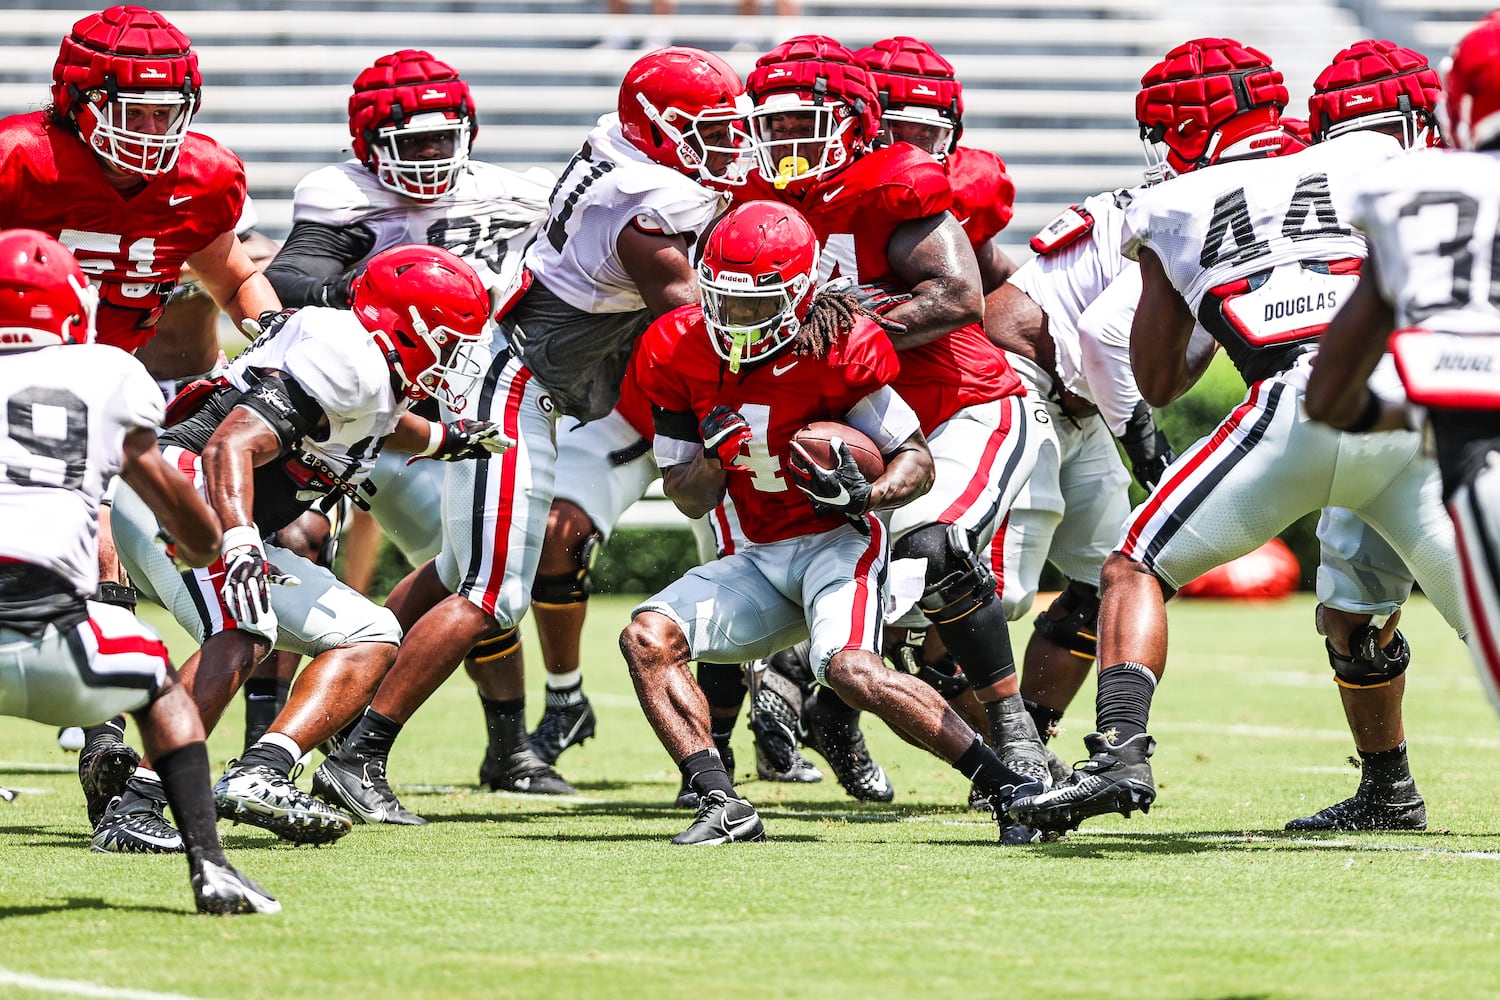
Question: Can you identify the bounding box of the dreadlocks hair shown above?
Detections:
[793,289,861,360]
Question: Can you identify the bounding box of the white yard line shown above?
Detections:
[0,968,211,1000]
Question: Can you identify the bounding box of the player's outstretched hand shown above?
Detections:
[409,419,515,464]
[701,405,752,469]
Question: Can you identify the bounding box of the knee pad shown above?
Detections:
[1032,581,1100,660]
[94,581,138,611]
[884,628,972,698]
[470,626,521,665]
[531,532,602,607]
[893,523,995,625]
[1327,626,1411,688]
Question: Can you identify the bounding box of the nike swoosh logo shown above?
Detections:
[773,360,797,375]
[822,482,852,507]
[168,194,192,205]
[821,185,845,202]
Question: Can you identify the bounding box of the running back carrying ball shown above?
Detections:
[791,421,885,481]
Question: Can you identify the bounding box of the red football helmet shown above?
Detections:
[746,35,883,189]
[0,230,97,351]
[1279,116,1312,153]
[349,50,477,201]
[1441,15,1500,151]
[617,47,751,187]
[1309,39,1442,148]
[51,5,201,177]
[855,36,963,159]
[1136,37,1287,182]
[698,201,819,372]
[351,245,492,408]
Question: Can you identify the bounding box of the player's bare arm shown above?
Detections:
[1130,248,1197,407]
[1305,261,1405,431]
[880,212,983,349]
[865,429,934,511]
[119,427,221,567]
[661,451,729,521]
[187,229,282,333]
[200,406,293,530]
[975,238,1018,294]
[617,226,699,317]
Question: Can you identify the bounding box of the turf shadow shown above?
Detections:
[0,824,93,847]
[0,897,184,919]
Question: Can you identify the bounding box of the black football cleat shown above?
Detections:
[1009,732,1157,832]
[214,760,354,844]
[312,752,426,826]
[479,745,576,795]
[91,795,184,854]
[1285,775,1426,832]
[671,790,766,845]
[192,860,281,915]
[800,694,892,803]
[79,735,141,827]
[528,693,597,765]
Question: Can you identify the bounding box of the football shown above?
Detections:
[791,421,886,481]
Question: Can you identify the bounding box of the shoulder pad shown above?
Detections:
[1029,204,1095,255]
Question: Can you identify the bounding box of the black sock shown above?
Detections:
[155,743,227,868]
[953,736,1031,798]
[544,680,585,709]
[82,716,127,749]
[1024,699,1065,744]
[341,709,404,760]
[1359,740,1412,786]
[121,772,167,806]
[243,679,279,752]
[238,741,296,776]
[481,696,528,755]
[681,748,736,798]
[1095,664,1157,743]
[697,661,748,710]
[812,685,859,721]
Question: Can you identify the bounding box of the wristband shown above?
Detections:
[418,420,445,457]
[221,524,264,554]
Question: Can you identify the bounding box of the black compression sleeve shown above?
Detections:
[264,220,378,308]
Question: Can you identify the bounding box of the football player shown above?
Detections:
[624,200,1043,843]
[1011,38,1467,835]
[739,37,1050,811]
[0,230,275,913]
[316,47,752,823]
[262,50,567,799]
[108,244,507,845]
[1306,17,1500,720]
[0,5,284,810]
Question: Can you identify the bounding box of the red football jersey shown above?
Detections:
[946,146,1015,249]
[614,364,654,439]
[740,144,1020,432]
[632,306,901,545]
[0,112,247,353]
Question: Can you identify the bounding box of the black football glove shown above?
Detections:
[788,438,874,533]
[1118,400,1176,492]
[700,405,752,468]
[854,280,912,335]
[238,308,297,340]
[408,419,515,464]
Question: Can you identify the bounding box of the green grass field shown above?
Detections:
[3,593,1499,1000]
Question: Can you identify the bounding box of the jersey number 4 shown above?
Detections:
[1199,173,1350,270]
[2,388,89,491]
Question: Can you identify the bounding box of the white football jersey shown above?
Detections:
[522,114,729,313]
[292,159,552,294]
[1351,148,1500,334]
[1010,188,1143,434]
[227,308,404,492]
[0,344,163,595]
[1124,131,1402,383]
